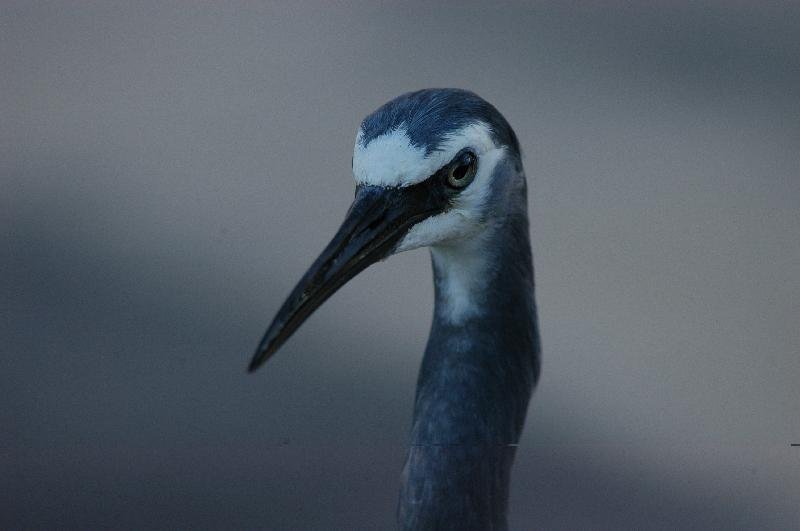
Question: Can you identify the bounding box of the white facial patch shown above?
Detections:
[352,129,427,188]
[393,143,507,253]
[353,121,511,324]
[353,122,497,188]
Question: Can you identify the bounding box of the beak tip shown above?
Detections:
[248,326,285,373]
[247,358,263,374]
[247,347,270,374]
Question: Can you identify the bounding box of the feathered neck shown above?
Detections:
[397,189,540,530]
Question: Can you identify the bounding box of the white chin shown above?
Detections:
[394,211,472,253]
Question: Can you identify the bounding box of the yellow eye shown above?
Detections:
[446,151,477,189]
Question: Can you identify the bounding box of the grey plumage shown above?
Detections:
[250,89,540,530]
[359,88,521,157]
[397,153,539,530]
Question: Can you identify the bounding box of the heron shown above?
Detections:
[249,88,540,530]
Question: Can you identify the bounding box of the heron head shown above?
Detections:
[249,89,523,371]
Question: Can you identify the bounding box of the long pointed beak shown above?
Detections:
[248,184,438,372]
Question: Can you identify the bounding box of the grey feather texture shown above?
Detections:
[363,90,542,530]
[359,88,521,157]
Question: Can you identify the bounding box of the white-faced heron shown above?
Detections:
[249,88,541,530]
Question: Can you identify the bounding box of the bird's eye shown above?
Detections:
[446,151,478,189]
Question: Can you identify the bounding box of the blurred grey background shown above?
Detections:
[3,1,799,529]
